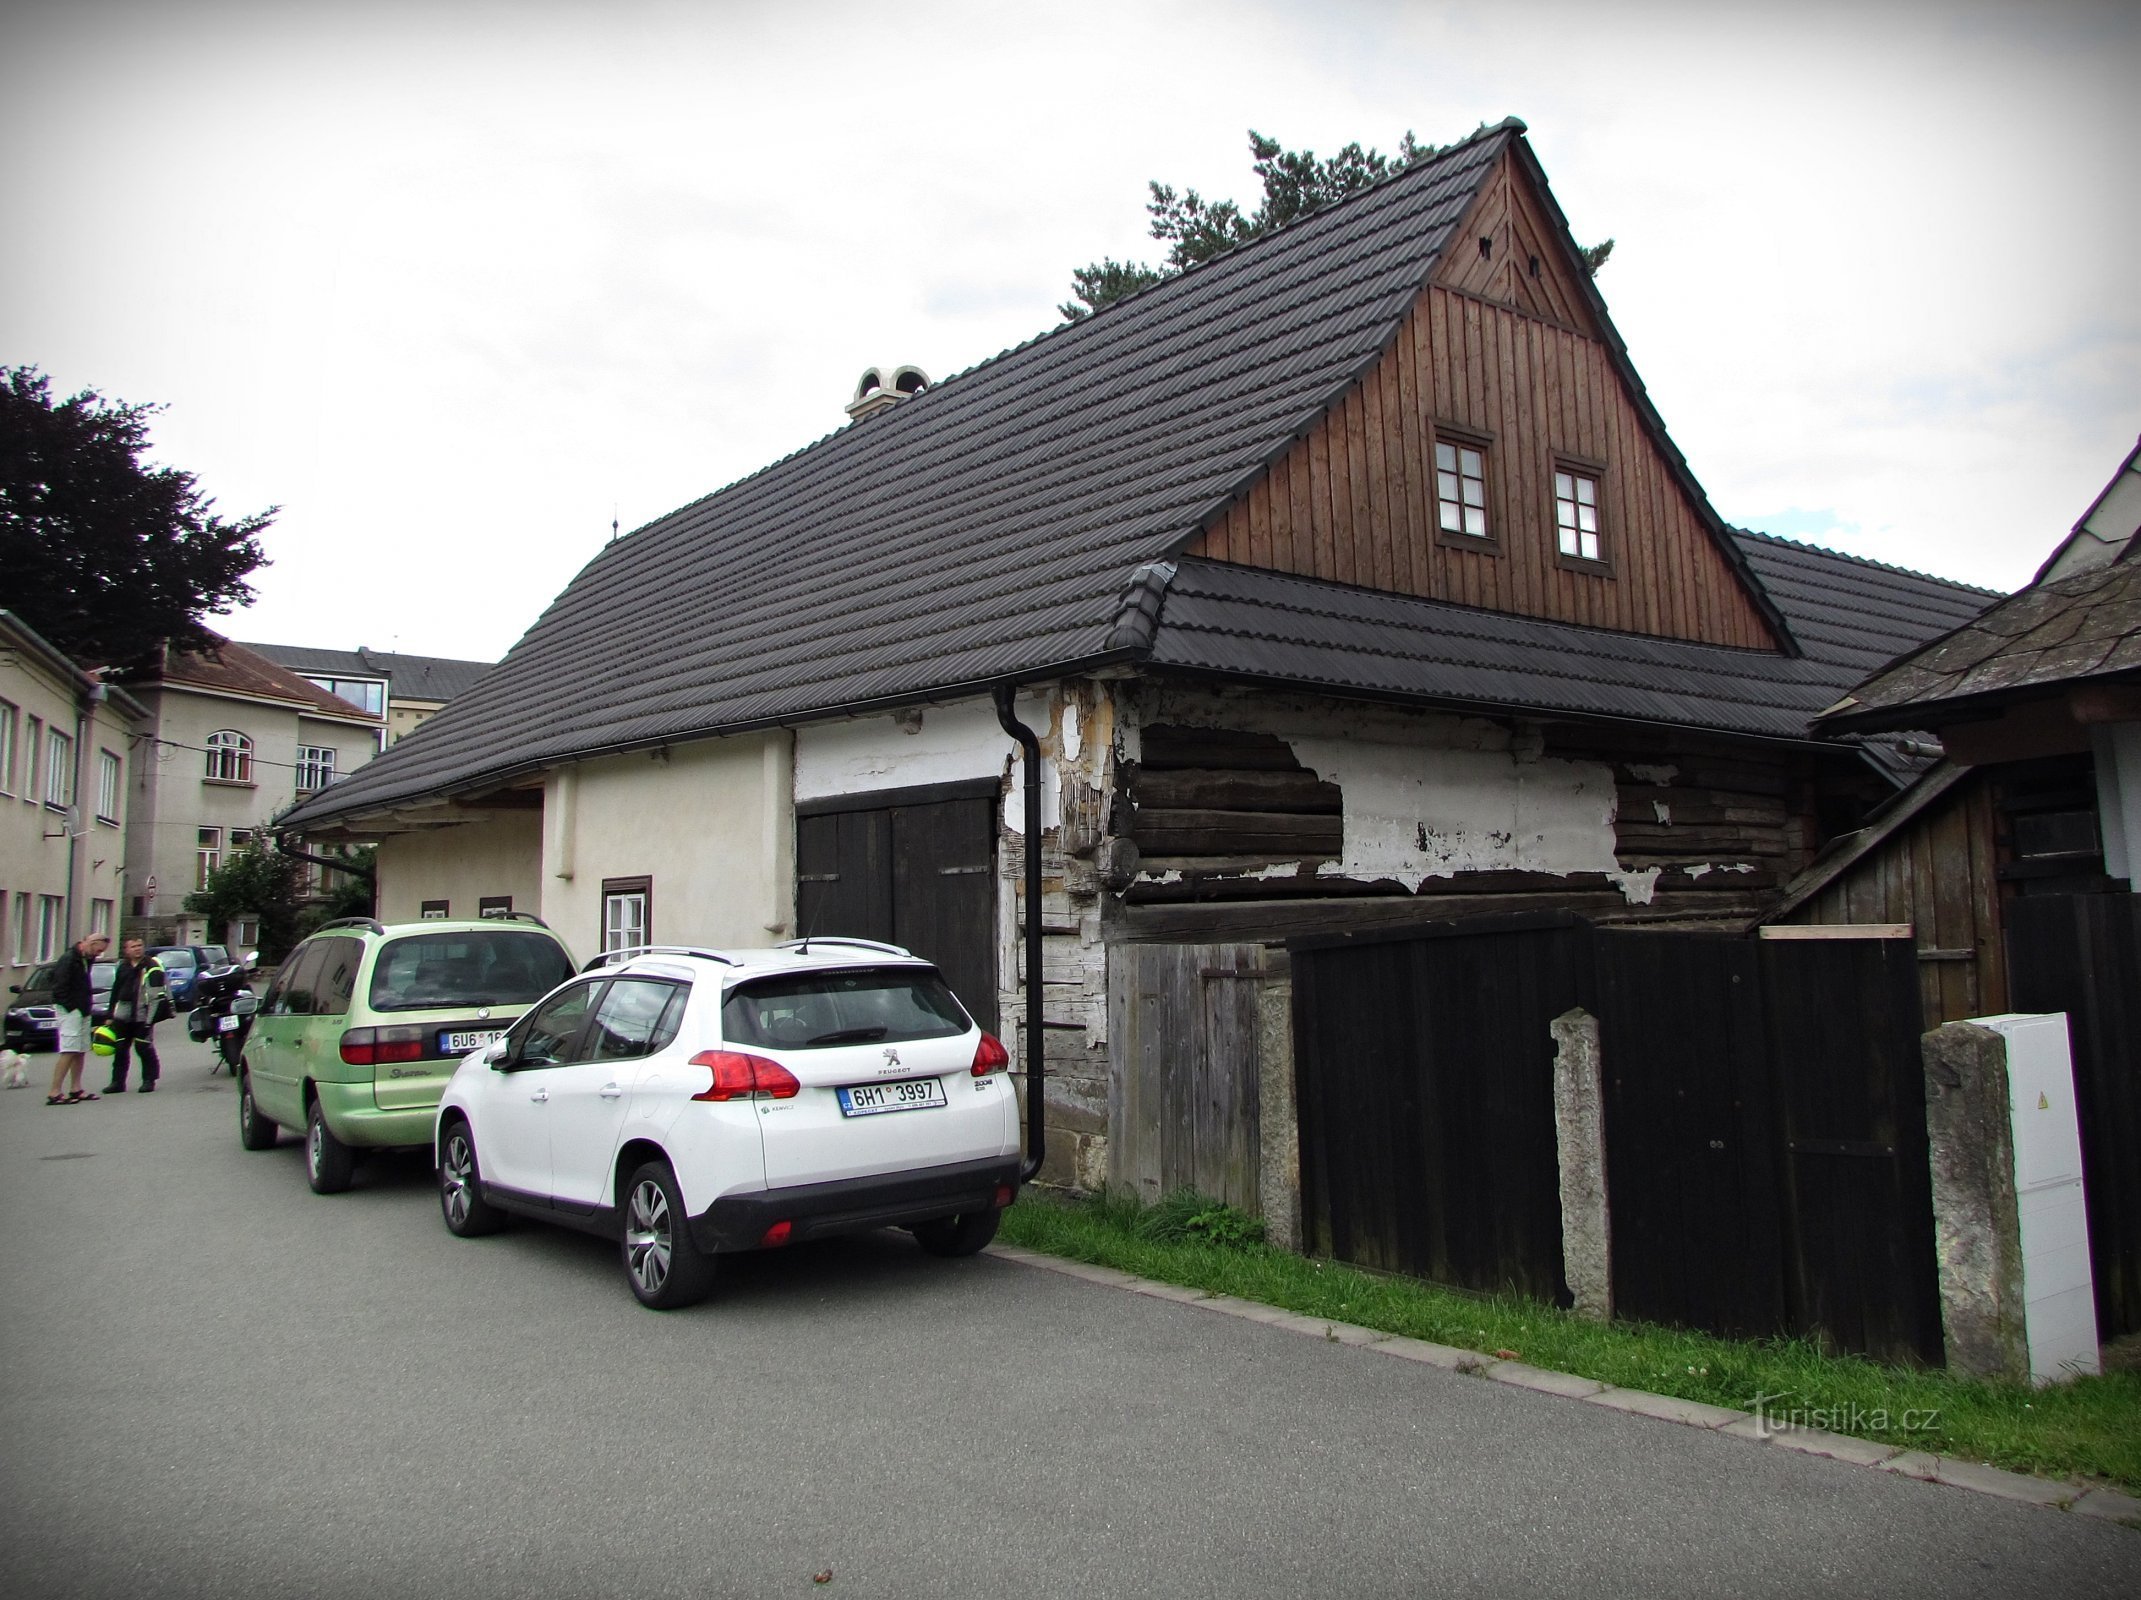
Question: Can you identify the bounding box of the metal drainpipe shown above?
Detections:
[993,684,1045,1184]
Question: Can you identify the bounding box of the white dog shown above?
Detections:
[0,1049,29,1090]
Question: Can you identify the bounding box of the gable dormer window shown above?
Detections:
[1554,465,1604,565]
[1435,438,1490,540]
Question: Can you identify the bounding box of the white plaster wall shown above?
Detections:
[793,692,1062,834]
[375,813,544,928]
[1142,686,1653,901]
[541,732,791,955]
[0,655,134,962]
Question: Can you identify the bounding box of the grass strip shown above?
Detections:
[1000,1189,2141,1494]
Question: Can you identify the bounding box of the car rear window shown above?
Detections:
[368,931,576,1013]
[200,945,231,965]
[722,969,971,1050]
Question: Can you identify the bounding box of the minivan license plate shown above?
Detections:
[442,1029,505,1054]
[837,1078,948,1117]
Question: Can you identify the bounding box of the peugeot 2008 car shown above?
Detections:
[434,939,1021,1309]
[236,915,577,1194]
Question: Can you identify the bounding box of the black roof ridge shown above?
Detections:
[596,121,1526,552]
[1172,555,1801,660]
[1731,526,2002,598]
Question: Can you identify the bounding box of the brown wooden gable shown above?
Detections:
[1188,150,1780,651]
[1433,151,1601,334]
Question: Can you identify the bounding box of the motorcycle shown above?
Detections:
[186,955,261,1075]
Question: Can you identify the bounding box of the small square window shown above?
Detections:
[1555,468,1603,562]
[1436,440,1490,540]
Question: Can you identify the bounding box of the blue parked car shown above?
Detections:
[144,944,234,1010]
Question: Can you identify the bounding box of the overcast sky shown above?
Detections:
[5,0,2135,664]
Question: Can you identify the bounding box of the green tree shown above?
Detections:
[0,365,273,667]
[1061,128,1614,321]
[184,843,307,962]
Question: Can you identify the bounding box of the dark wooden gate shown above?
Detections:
[1292,915,1584,1301]
[1291,917,1943,1363]
[2008,892,2141,1339]
[795,779,998,1031]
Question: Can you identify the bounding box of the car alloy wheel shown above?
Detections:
[441,1133,477,1229]
[624,1177,673,1297]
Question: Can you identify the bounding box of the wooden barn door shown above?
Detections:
[795,780,998,1031]
[1109,943,1267,1213]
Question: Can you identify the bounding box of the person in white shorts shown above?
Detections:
[46,931,109,1105]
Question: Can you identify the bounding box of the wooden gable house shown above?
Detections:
[280,118,1992,1193]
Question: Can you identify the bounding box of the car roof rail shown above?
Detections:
[312,917,386,935]
[776,936,915,958]
[478,908,551,927]
[580,944,739,972]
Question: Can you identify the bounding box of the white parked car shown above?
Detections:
[434,939,1021,1308]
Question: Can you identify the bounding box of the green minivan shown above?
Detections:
[238,916,577,1193]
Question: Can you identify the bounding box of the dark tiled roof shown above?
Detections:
[284,122,1524,827]
[150,635,375,721]
[1823,558,2141,732]
[1727,530,1998,686]
[240,642,493,703]
[1144,550,1983,744]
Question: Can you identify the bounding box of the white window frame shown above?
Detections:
[1554,467,1604,563]
[25,715,42,804]
[602,882,649,954]
[197,826,224,888]
[96,749,121,824]
[204,729,254,784]
[36,895,64,962]
[0,699,16,795]
[1435,439,1490,540]
[295,745,337,794]
[11,892,29,963]
[90,899,114,937]
[44,727,73,808]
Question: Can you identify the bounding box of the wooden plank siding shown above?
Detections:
[1191,156,1777,649]
[1779,775,2008,1026]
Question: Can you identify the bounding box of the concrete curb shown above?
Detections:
[987,1243,2141,1530]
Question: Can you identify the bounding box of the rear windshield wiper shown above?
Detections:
[806,1026,889,1046]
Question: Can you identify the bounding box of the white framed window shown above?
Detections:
[295,745,337,793]
[11,892,28,963]
[420,900,450,920]
[36,895,64,962]
[25,715,42,803]
[44,727,73,808]
[1435,438,1490,539]
[96,750,121,824]
[235,916,261,948]
[90,899,114,937]
[1555,467,1604,563]
[305,676,385,717]
[197,826,224,888]
[204,729,254,784]
[0,699,16,794]
[602,876,650,954]
[230,828,255,852]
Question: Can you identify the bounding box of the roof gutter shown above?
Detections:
[992,683,1046,1186]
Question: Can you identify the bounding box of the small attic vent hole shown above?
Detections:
[1528,254,1541,278]
[1478,236,1492,261]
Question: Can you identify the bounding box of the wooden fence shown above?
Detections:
[1289,914,1944,1364]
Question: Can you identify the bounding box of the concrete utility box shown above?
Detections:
[1971,1013,2101,1384]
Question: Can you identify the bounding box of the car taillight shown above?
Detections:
[760,1220,793,1248]
[971,1032,1010,1077]
[689,1050,801,1101]
[993,1183,1015,1209]
[339,1026,428,1066]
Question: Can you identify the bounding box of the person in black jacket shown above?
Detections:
[102,937,168,1094]
[46,931,110,1105]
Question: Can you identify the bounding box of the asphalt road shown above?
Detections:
[2,1034,2136,1600]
